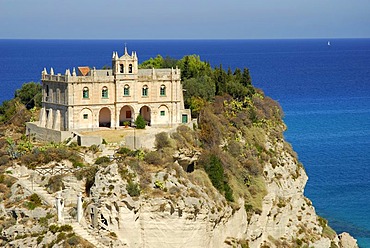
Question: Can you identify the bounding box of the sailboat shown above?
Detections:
[327,41,331,46]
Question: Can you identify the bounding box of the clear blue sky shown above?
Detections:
[1,0,369,39]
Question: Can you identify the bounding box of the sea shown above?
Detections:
[1,39,370,247]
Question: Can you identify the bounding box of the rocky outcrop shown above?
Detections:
[88,163,247,247]
[0,137,358,248]
[86,136,358,247]
[338,233,359,248]
[245,139,330,247]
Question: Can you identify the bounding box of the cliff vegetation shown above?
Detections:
[0,55,358,248]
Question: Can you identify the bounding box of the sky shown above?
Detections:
[0,0,369,39]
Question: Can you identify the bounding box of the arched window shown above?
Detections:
[160,84,166,96]
[45,85,49,101]
[129,64,133,73]
[124,84,130,96]
[142,85,148,97]
[120,64,124,73]
[83,87,89,98]
[102,86,108,98]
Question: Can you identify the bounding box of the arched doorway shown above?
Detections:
[157,105,170,125]
[99,107,111,127]
[140,106,151,126]
[119,105,134,126]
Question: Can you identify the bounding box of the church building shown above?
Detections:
[36,47,190,134]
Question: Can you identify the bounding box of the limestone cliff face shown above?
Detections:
[246,139,331,247]
[88,137,357,248]
[89,163,248,247]
[0,138,358,248]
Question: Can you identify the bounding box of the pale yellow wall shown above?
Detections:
[40,51,189,131]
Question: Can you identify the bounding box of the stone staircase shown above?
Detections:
[63,206,74,224]
[15,176,108,248]
[17,177,55,206]
[69,222,107,248]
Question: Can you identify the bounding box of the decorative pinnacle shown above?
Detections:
[124,42,128,55]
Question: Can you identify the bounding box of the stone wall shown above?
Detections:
[26,122,72,143]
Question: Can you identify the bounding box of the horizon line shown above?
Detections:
[1,37,370,41]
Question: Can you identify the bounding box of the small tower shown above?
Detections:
[112,45,138,75]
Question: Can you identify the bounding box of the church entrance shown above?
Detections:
[119,105,134,126]
[140,106,151,126]
[99,107,111,127]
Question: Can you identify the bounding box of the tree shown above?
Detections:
[213,65,228,95]
[139,55,164,69]
[188,96,206,118]
[135,114,146,129]
[183,75,216,108]
[15,82,42,109]
[242,68,252,87]
[162,56,178,68]
[177,55,212,80]
[139,55,178,69]
[233,68,242,83]
[205,154,224,192]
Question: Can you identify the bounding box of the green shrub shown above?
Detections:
[126,181,140,197]
[66,235,80,246]
[155,132,172,150]
[89,144,100,153]
[69,153,84,168]
[95,156,110,165]
[224,183,234,202]
[0,174,15,187]
[38,217,49,227]
[118,164,135,182]
[49,224,59,234]
[135,114,146,129]
[317,216,328,228]
[227,140,242,157]
[0,155,9,166]
[144,151,162,165]
[46,175,65,193]
[154,180,165,190]
[30,193,42,206]
[36,235,44,244]
[56,232,66,243]
[24,201,37,210]
[204,154,224,192]
[14,82,42,109]
[59,224,73,232]
[295,239,303,246]
[117,147,131,155]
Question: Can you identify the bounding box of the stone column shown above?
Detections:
[46,109,53,129]
[39,107,46,127]
[77,192,83,223]
[53,110,61,130]
[56,191,64,223]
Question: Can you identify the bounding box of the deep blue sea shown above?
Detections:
[1,39,370,246]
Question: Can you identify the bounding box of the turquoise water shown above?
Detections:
[1,39,370,246]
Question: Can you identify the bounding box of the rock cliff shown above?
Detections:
[0,97,359,248]
[84,136,357,248]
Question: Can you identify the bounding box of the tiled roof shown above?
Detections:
[78,67,90,76]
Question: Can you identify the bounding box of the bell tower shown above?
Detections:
[112,46,138,76]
